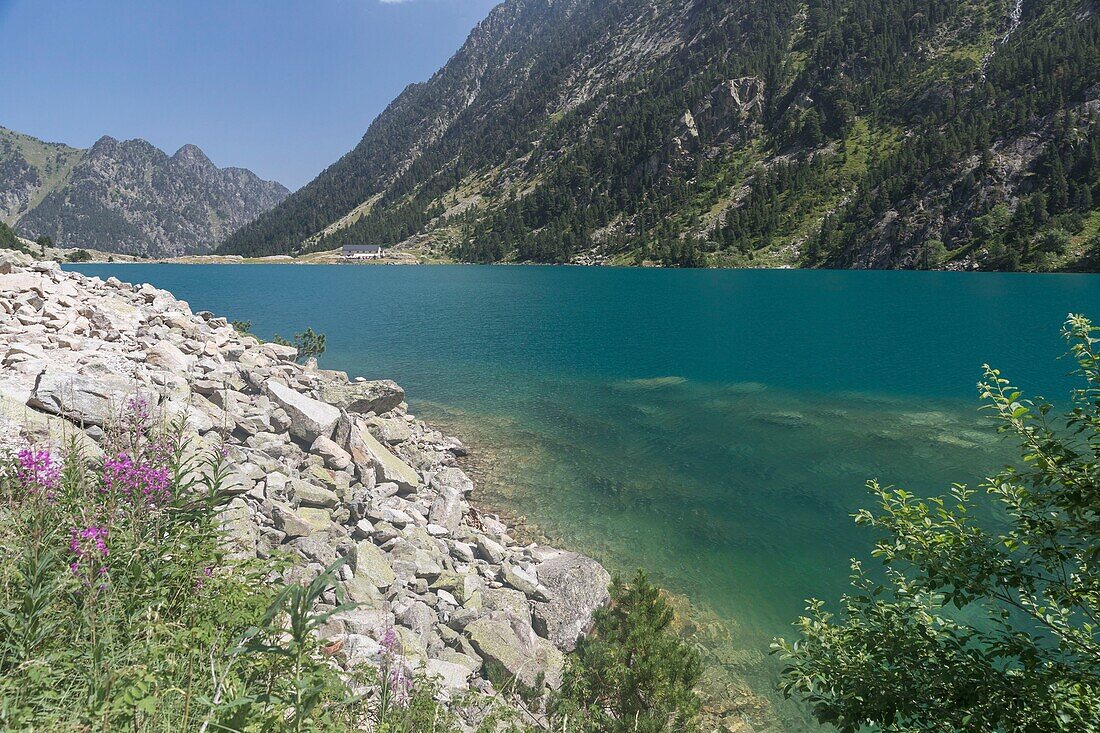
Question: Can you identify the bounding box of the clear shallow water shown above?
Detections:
[70,264,1100,727]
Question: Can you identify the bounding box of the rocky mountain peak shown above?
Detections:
[2,127,289,256]
[172,143,212,165]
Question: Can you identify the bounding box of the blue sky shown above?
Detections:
[0,0,500,189]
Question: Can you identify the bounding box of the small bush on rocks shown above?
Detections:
[553,570,703,733]
[273,326,326,362]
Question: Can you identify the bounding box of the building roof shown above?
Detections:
[342,244,382,252]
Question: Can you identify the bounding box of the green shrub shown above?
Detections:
[272,326,327,363]
[553,570,702,733]
[0,222,27,252]
[68,249,93,263]
[774,315,1100,731]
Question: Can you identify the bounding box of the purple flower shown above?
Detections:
[379,627,412,707]
[381,627,399,654]
[102,452,172,507]
[69,525,110,582]
[123,394,152,435]
[15,447,60,495]
[388,663,412,705]
[194,566,213,590]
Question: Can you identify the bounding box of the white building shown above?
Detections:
[342,244,384,260]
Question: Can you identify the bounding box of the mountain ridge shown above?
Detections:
[1,127,289,256]
[221,0,1100,272]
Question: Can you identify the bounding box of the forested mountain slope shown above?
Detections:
[1,128,289,256]
[221,0,1100,271]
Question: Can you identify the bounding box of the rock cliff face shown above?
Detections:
[0,127,289,256]
[0,251,608,716]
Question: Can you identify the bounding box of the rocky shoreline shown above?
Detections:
[0,251,611,728]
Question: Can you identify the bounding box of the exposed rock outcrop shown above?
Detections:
[0,254,610,724]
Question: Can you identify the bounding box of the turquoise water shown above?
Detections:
[70,264,1100,727]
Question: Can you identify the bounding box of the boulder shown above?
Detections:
[262,342,298,361]
[28,368,151,427]
[429,486,464,533]
[218,497,256,561]
[430,467,476,496]
[146,341,194,373]
[503,564,548,601]
[265,379,340,444]
[311,435,353,471]
[475,535,506,564]
[530,551,611,652]
[466,614,564,690]
[426,658,472,692]
[319,379,404,415]
[363,415,413,444]
[291,479,339,508]
[348,420,419,491]
[272,503,313,538]
[353,540,397,589]
[467,586,529,621]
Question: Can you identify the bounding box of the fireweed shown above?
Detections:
[14,446,60,497]
[0,394,469,732]
[101,451,172,507]
[380,626,414,709]
[68,525,110,588]
[99,395,175,508]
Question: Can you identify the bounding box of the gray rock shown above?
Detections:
[470,586,529,621]
[466,614,564,690]
[429,486,464,534]
[218,497,256,561]
[353,540,397,589]
[319,379,404,415]
[28,367,153,427]
[336,608,395,638]
[430,467,475,496]
[476,535,506,564]
[291,479,339,508]
[341,574,385,607]
[265,379,340,444]
[503,564,548,601]
[311,434,352,471]
[291,535,339,566]
[348,420,420,491]
[426,658,472,692]
[530,551,611,652]
[391,542,444,580]
[262,342,298,361]
[272,503,312,538]
[363,415,413,444]
[146,340,194,373]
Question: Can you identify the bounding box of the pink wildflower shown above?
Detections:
[195,566,214,590]
[15,447,60,495]
[122,394,152,435]
[380,627,412,706]
[102,452,172,507]
[69,525,110,582]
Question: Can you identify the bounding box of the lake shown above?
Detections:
[69,263,1100,728]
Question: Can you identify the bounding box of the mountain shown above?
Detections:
[1,127,289,256]
[221,0,1100,272]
